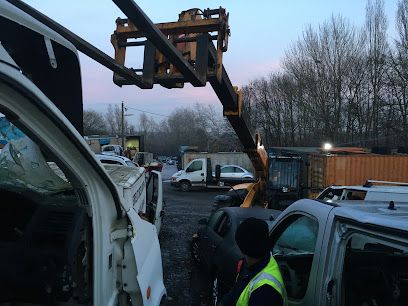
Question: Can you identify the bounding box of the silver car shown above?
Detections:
[213,164,255,183]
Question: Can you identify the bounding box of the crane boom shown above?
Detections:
[109,3,268,186]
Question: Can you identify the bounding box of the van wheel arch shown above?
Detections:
[179,180,191,192]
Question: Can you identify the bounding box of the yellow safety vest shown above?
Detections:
[236,256,287,306]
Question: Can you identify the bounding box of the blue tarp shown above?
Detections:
[99,138,110,145]
[0,117,25,142]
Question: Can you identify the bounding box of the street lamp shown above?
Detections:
[323,143,332,150]
[121,102,133,150]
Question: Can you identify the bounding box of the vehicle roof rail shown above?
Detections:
[363,180,373,187]
[366,180,408,187]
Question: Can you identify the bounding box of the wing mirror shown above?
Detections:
[198,218,208,225]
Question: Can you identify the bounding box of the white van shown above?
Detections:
[317,180,408,202]
[101,144,123,156]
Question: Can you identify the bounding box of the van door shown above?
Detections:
[185,159,206,186]
[146,170,164,233]
[0,46,122,304]
[269,201,334,306]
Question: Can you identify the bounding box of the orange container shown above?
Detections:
[309,154,408,191]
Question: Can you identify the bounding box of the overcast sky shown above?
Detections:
[24,0,399,123]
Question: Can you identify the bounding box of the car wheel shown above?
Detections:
[191,238,201,264]
[180,181,191,192]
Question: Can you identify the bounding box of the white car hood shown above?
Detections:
[172,170,184,177]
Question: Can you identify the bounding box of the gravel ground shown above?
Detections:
[159,165,221,305]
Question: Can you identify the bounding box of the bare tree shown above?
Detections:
[105,104,135,136]
[83,110,107,135]
[386,0,408,146]
[364,0,389,145]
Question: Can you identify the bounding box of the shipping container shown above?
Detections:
[309,154,408,194]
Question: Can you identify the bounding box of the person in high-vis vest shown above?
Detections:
[218,217,287,306]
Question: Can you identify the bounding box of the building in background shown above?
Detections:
[85,134,144,156]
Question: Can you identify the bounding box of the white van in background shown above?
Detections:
[101,144,123,156]
[317,180,408,202]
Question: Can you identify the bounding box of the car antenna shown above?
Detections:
[388,201,396,210]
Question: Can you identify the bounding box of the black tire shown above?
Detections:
[191,238,201,264]
[180,181,191,192]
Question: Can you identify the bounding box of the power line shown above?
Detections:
[125,105,170,118]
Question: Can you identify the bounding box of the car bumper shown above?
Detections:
[171,180,180,187]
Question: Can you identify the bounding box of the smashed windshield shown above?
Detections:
[0,115,72,193]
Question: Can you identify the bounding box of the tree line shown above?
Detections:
[244,0,408,151]
[83,104,240,155]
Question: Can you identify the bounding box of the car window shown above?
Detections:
[234,167,245,173]
[318,188,343,201]
[216,214,231,237]
[208,210,224,231]
[221,166,234,173]
[271,214,319,300]
[103,146,114,152]
[268,158,301,189]
[187,160,202,172]
[344,190,367,200]
[341,233,408,306]
[0,112,82,243]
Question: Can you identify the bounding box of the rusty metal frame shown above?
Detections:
[112,0,208,87]
[111,1,229,88]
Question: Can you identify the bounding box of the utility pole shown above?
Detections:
[121,101,125,150]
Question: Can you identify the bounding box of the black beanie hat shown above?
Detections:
[235,217,270,258]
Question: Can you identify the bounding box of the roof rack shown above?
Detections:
[364,180,408,187]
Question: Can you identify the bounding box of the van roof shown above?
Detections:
[328,185,408,194]
[293,199,408,234]
[333,201,408,233]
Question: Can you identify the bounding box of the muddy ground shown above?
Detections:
[159,165,222,305]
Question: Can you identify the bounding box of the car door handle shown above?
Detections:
[201,173,204,176]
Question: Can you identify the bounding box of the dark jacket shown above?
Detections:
[222,254,283,306]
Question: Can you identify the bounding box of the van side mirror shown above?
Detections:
[215,165,221,180]
[198,218,208,225]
